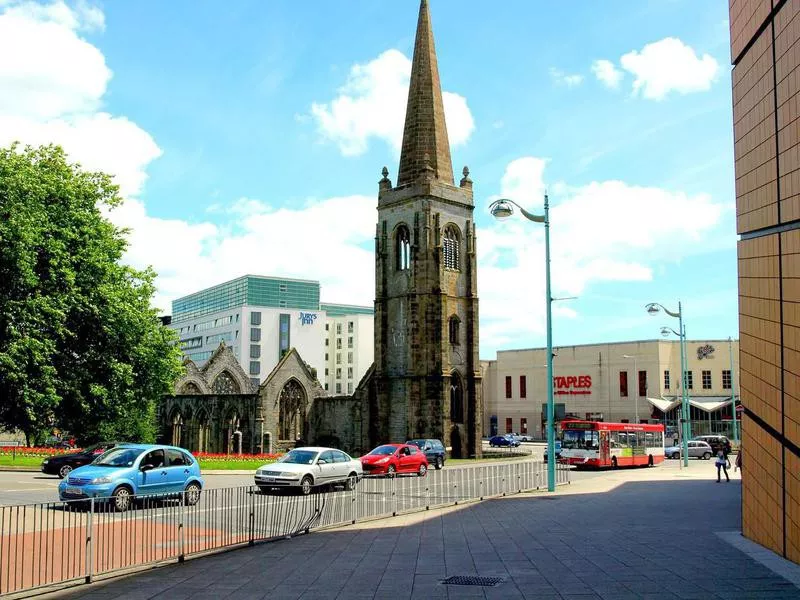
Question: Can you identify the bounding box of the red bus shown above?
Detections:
[558,421,665,468]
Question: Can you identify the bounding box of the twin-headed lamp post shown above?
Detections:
[646,302,689,467]
[489,195,555,492]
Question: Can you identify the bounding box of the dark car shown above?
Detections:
[41,442,120,478]
[489,435,520,448]
[406,438,446,470]
[692,435,732,455]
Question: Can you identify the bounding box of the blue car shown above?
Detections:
[489,435,521,448]
[58,444,203,512]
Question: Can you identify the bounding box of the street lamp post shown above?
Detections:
[622,354,638,424]
[490,195,555,492]
[728,337,739,444]
[646,301,690,468]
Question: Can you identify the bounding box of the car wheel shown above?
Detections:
[184,482,201,506]
[435,457,443,470]
[58,465,73,479]
[703,452,711,460]
[344,473,357,491]
[111,486,133,513]
[300,476,313,496]
[671,452,680,460]
[387,465,396,478]
[418,463,427,477]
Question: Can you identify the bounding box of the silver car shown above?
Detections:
[665,440,713,460]
[254,447,363,495]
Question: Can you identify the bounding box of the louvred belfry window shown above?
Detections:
[443,226,460,271]
[396,225,411,270]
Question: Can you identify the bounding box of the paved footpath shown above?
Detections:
[33,461,800,600]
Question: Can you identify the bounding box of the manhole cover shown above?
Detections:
[442,576,503,587]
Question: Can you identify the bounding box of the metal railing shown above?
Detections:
[0,460,569,597]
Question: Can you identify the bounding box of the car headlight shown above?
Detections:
[280,472,300,479]
[91,476,112,484]
[42,459,49,464]
[377,457,390,464]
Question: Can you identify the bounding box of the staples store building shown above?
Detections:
[481,339,740,441]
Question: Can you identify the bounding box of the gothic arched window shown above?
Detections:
[443,225,460,271]
[396,225,411,271]
[211,371,240,394]
[279,379,307,440]
[180,382,201,394]
[450,372,464,424]
[448,315,460,345]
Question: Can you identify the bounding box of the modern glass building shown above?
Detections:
[170,277,374,392]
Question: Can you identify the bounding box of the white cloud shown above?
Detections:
[591,59,623,89]
[0,1,159,197]
[477,157,730,350]
[106,195,378,314]
[310,49,475,156]
[549,68,584,87]
[620,37,719,100]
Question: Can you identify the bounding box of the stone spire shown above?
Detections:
[396,0,454,187]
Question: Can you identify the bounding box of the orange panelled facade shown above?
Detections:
[731,0,800,564]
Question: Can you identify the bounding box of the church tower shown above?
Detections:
[373,0,481,458]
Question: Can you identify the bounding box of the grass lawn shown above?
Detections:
[0,455,44,468]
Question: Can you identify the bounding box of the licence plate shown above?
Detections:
[65,487,83,495]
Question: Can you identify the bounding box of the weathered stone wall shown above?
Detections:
[306,395,366,456]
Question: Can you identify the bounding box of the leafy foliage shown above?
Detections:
[0,144,184,445]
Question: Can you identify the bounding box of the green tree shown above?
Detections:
[0,144,184,445]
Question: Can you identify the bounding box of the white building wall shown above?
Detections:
[324,313,374,395]
[483,339,740,439]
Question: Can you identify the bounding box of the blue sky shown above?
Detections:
[0,0,737,359]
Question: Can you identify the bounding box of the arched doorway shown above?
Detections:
[450,426,462,459]
[196,410,211,453]
[222,410,241,454]
[450,372,464,424]
[279,379,307,441]
[170,410,185,447]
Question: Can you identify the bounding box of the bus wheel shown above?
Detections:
[611,457,618,469]
[648,455,654,467]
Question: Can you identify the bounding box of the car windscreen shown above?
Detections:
[93,447,141,467]
[278,450,318,465]
[368,445,397,456]
[406,440,424,449]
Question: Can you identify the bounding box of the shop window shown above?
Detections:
[505,418,513,434]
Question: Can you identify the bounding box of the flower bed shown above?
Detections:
[0,446,82,457]
[192,452,283,462]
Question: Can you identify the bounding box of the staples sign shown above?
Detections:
[554,375,592,396]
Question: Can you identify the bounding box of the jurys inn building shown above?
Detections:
[169,275,374,394]
[482,338,740,441]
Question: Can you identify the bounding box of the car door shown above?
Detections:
[137,449,168,496]
[316,450,337,484]
[164,449,191,493]
[397,446,415,472]
[332,451,351,482]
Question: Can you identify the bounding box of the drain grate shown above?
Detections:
[441,575,503,587]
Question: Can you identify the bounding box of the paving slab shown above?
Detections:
[23,461,800,600]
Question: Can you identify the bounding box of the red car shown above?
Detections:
[360,443,429,477]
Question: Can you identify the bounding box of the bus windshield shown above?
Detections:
[562,429,599,450]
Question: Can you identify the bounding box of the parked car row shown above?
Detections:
[665,435,733,460]
[45,436,451,509]
[254,438,447,496]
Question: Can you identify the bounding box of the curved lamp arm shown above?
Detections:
[489,198,545,223]
[645,302,680,319]
[660,326,680,338]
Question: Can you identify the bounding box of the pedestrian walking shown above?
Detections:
[735,450,742,472]
[716,448,731,482]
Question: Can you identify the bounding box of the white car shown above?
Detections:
[254,447,363,495]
